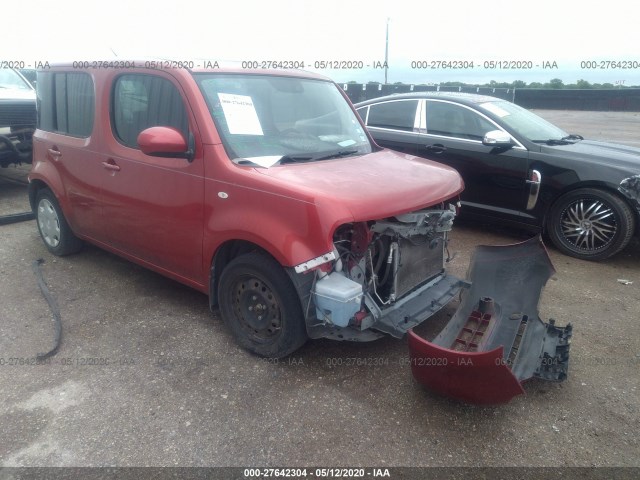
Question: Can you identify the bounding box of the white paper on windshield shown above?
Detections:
[217,93,263,135]
[481,102,510,118]
[338,139,356,147]
[243,155,282,168]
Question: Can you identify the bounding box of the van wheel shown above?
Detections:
[35,188,83,256]
[547,188,634,260]
[218,252,307,358]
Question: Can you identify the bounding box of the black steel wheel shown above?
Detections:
[218,252,307,357]
[35,188,83,256]
[548,188,634,260]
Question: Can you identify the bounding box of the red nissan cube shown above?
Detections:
[29,62,570,403]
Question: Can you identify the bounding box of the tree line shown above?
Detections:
[351,79,639,89]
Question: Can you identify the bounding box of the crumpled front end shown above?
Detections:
[408,236,572,404]
[619,175,640,217]
[301,204,468,342]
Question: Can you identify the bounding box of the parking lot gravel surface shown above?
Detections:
[0,111,638,468]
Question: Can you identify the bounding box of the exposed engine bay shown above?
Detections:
[310,204,467,338]
[0,126,33,167]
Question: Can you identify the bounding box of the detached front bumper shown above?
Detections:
[408,236,572,404]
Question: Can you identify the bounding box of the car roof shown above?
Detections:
[355,91,504,107]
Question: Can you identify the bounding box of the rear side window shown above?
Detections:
[112,74,188,148]
[37,72,94,137]
[366,100,418,131]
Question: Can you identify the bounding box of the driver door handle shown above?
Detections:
[425,144,446,154]
[102,159,121,172]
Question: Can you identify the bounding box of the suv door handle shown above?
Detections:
[102,160,121,172]
[425,144,446,154]
[47,148,62,161]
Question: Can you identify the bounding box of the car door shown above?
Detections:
[417,100,530,221]
[99,72,204,282]
[34,71,105,240]
[356,99,421,154]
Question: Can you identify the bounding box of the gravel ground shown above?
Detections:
[0,111,639,469]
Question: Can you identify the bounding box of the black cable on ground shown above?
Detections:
[0,211,34,225]
[32,258,62,359]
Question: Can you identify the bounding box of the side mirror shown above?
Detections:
[482,130,513,147]
[137,126,194,161]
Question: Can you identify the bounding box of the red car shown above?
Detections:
[29,62,570,403]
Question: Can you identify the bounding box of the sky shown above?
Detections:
[3,0,639,86]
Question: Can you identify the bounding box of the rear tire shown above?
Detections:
[218,252,307,358]
[547,188,634,260]
[35,188,83,256]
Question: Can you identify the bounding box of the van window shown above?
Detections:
[112,74,188,148]
[37,72,94,137]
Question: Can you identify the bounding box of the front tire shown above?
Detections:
[547,188,634,260]
[35,188,83,256]
[218,252,307,358]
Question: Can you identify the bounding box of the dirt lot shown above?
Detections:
[0,111,639,469]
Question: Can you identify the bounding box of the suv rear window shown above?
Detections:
[37,72,94,137]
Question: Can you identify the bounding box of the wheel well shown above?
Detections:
[208,240,275,309]
[28,179,49,211]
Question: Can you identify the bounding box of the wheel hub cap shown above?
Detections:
[233,277,281,339]
[561,199,616,251]
[37,199,61,248]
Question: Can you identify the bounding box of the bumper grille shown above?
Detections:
[0,102,37,127]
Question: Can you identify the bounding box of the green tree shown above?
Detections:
[547,78,564,89]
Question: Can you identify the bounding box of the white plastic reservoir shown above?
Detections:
[313,272,364,327]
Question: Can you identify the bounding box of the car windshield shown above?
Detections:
[194,73,372,167]
[0,69,31,90]
[479,100,568,142]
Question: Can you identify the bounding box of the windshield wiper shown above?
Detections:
[312,150,360,161]
[233,155,313,167]
[533,134,582,145]
[278,155,314,164]
[532,138,573,146]
[561,134,583,141]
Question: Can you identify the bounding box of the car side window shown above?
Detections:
[112,74,189,149]
[426,101,496,141]
[37,72,94,137]
[366,100,418,131]
[356,106,368,123]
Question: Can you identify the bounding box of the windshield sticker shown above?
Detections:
[243,155,282,168]
[481,102,510,118]
[338,139,357,147]
[217,93,264,135]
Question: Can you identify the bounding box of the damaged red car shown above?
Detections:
[29,62,571,403]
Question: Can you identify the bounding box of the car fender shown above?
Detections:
[203,194,347,272]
